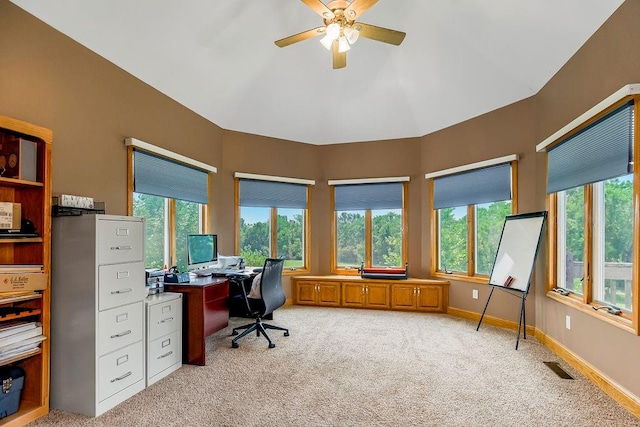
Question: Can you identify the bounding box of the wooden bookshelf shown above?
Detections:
[0,114,51,426]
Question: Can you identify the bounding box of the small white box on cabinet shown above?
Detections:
[145,292,182,386]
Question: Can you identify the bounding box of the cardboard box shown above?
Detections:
[0,272,47,292]
[0,203,21,231]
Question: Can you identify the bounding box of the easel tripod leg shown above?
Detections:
[515,293,526,350]
[476,287,495,331]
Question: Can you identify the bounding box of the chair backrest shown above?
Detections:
[259,258,286,316]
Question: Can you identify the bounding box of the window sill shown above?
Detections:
[546,290,636,334]
[283,268,310,275]
[432,271,489,285]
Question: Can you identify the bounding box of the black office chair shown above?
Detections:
[230,258,289,349]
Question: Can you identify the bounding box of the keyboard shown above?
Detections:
[194,267,246,277]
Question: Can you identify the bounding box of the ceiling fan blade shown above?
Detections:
[344,0,379,20]
[275,26,326,48]
[332,41,346,69]
[301,0,335,20]
[356,22,406,46]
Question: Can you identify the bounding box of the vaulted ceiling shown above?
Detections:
[10,0,624,145]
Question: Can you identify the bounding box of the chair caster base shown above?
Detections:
[231,331,238,336]
[284,332,290,337]
[232,342,239,348]
[268,343,275,348]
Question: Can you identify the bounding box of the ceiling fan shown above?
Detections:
[275,0,406,69]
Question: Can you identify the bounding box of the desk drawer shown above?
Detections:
[98,219,144,264]
[98,302,144,356]
[148,297,182,341]
[98,340,144,402]
[204,281,229,302]
[148,330,181,379]
[99,262,146,311]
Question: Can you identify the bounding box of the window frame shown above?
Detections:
[330,181,408,275]
[428,160,518,284]
[543,94,640,334]
[234,177,312,275]
[127,146,211,269]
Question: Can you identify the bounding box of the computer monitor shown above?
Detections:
[186,234,218,271]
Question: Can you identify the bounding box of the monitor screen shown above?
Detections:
[187,234,218,270]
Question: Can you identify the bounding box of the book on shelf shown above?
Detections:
[0,264,44,272]
[0,322,42,347]
[0,320,38,339]
[0,334,45,356]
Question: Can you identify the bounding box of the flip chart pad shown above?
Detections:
[488,211,547,293]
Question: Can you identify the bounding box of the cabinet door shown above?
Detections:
[341,283,364,307]
[295,281,318,305]
[391,285,417,310]
[417,285,444,312]
[317,282,341,306]
[364,283,390,309]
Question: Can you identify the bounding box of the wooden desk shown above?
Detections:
[164,276,229,365]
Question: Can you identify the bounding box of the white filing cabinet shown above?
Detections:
[51,215,147,417]
[145,292,182,386]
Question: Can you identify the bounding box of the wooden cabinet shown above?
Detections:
[0,115,52,426]
[342,282,390,309]
[51,215,147,417]
[391,284,447,312]
[292,276,449,314]
[145,292,182,386]
[295,280,340,306]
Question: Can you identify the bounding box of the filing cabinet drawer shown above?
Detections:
[148,330,182,379]
[148,297,182,341]
[98,302,144,356]
[98,219,144,264]
[98,340,144,402]
[98,262,146,311]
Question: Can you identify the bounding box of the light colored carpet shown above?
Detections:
[30,306,640,426]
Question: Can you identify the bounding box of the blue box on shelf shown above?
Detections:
[0,366,25,419]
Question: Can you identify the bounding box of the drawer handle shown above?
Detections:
[157,351,173,359]
[111,330,132,338]
[110,371,132,383]
[159,317,174,324]
[110,245,132,250]
[111,288,132,294]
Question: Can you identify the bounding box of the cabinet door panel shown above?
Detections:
[98,301,144,355]
[296,281,317,305]
[97,341,144,402]
[148,297,182,341]
[365,283,390,309]
[148,330,182,378]
[391,285,416,310]
[417,285,444,311]
[317,282,341,306]
[342,283,364,307]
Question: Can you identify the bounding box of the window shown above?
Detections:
[427,156,518,282]
[236,174,313,272]
[330,179,408,273]
[543,97,637,329]
[126,140,214,272]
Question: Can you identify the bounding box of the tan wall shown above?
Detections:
[2,0,640,405]
[534,0,640,398]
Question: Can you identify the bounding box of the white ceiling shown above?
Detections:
[10,0,624,145]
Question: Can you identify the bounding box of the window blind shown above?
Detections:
[433,163,511,210]
[547,101,634,194]
[334,182,403,211]
[239,179,308,209]
[133,149,208,204]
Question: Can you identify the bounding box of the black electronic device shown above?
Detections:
[187,233,218,271]
[164,272,190,284]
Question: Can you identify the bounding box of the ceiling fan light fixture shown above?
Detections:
[320,34,334,50]
[343,26,359,45]
[326,22,341,40]
[338,36,351,53]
